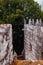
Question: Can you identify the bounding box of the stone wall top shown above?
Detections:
[24,19,42,26]
[0,24,12,33]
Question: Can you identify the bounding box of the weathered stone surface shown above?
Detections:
[0,24,13,65]
[24,19,43,60]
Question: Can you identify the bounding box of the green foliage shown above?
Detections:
[0,0,42,23]
[23,0,42,20]
[41,11,43,21]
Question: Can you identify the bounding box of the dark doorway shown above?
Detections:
[12,20,24,55]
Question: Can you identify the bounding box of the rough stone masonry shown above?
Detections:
[24,19,43,60]
[0,24,13,65]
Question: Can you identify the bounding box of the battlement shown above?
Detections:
[24,19,42,26]
[24,19,43,38]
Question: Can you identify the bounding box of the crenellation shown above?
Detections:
[24,19,42,25]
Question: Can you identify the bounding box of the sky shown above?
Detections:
[34,0,43,10]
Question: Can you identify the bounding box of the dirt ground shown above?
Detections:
[11,60,43,65]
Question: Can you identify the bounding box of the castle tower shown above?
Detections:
[24,19,43,60]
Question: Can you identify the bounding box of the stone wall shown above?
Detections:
[0,24,13,65]
[24,19,43,60]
